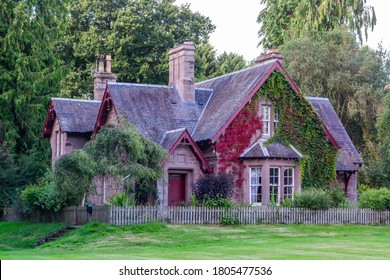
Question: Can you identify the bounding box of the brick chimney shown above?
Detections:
[94,54,117,100]
[168,41,195,104]
[255,48,283,65]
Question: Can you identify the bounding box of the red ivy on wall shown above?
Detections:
[215,100,262,187]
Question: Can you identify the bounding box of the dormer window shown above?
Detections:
[261,105,270,137]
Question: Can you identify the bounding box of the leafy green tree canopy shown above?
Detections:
[0,0,69,213]
[258,0,376,48]
[280,28,388,154]
[62,0,216,98]
[54,150,96,207]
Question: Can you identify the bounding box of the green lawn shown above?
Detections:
[1,221,390,260]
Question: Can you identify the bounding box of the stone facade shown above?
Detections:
[158,144,204,206]
[49,117,89,166]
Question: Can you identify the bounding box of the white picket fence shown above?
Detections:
[110,206,390,226]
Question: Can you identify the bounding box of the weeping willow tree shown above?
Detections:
[258,0,376,48]
[84,121,166,205]
[53,150,96,207]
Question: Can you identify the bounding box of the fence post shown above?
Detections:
[157,205,167,223]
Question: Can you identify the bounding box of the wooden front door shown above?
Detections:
[168,173,186,206]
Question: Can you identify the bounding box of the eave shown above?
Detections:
[42,101,57,138]
[93,86,117,135]
[163,129,213,174]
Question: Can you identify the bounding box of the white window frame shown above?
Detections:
[283,167,294,201]
[261,105,270,137]
[273,107,279,130]
[269,167,280,204]
[250,167,262,205]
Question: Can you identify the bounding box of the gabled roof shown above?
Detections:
[95,83,211,143]
[240,141,302,159]
[306,97,363,171]
[160,128,212,173]
[192,60,299,142]
[42,98,100,137]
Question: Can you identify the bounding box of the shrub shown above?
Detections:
[193,172,235,201]
[221,216,239,226]
[202,194,233,208]
[54,149,96,206]
[359,188,390,210]
[280,198,293,207]
[293,189,332,209]
[105,192,136,207]
[327,186,347,207]
[20,178,61,213]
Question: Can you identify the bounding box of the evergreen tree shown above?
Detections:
[0,0,69,213]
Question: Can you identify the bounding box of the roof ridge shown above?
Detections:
[305,96,330,101]
[108,82,173,90]
[196,62,274,86]
[52,98,101,103]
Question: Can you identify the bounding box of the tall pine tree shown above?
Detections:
[0,0,69,212]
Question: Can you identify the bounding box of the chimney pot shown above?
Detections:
[98,54,105,73]
[94,54,117,101]
[106,55,112,73]
[255,48,283,65]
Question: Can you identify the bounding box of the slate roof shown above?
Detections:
[160,128,186,151]
[107,83,211,143]
[192,61,276,142]
[51,98,100,133]
[306,97,363,171]
[240,141,302,159]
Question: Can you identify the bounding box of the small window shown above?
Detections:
[261,106,270,137]
[269,167,280,204]
[250,167,262,204]
[284,168,294,201]
[55,131,59,156]
[274,107,279,129]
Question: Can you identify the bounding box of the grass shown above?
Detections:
[0,222,65,250]
[1,221,390,260]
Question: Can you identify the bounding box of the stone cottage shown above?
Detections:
[43,42,363,205]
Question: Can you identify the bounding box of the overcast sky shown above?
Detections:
[175,0,390,61]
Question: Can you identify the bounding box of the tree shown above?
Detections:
[195,43,218,82]
[213,52,248,78]
[0,0,69,213]
[258,0,376,48]
[366,89,390,188]
[280,28,389,155]
[54,150,96,207]
[84,121,166,204]
[258,0,297,49]
[61,0,216,98]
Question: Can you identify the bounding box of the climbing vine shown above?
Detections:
[259,71,338,189]
[215,96,262,186]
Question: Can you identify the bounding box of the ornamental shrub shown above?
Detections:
[20,173,61,213]
[193,172,235,202]
[359,188,390,210]
[326,186,347,207]
[202,194,233,208]
[105,192,136,207]
[54,149,96,207]
[293,189,332,209]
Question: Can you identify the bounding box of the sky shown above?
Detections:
[175,0,390,61]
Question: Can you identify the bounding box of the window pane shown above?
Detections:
[261,106,270,136]
[269,167,280,204]
[250,167,262,204]
[283,168,294,201]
